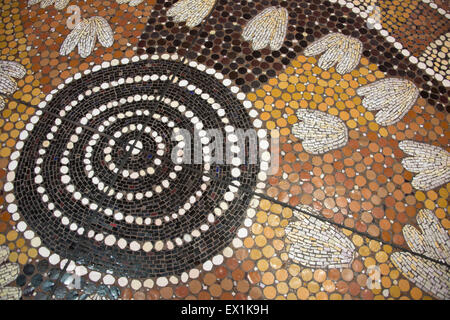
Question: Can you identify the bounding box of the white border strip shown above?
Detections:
[330,0,450,87]
[421,0,450,18]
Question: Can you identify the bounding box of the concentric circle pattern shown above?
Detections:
[11,57,259,278]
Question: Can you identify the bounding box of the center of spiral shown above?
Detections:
[126,139,143,156]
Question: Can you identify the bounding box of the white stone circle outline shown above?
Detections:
[5,53,270,289]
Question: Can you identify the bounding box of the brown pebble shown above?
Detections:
[133,291,146,300]
[121,288,132,300]
[336,281,348,294]
[226,258,239,270]
[209,284,222,297]
[160,287,173,299]
[248,271,261,284]
[352,259,364,273]
[175,286,188,298]
[348,281,361,296]
[189,280,202,294]
[220,278,233,291]
[237,280,250,293]
[328,268,340,280]
[215,266,228,279]
[357,274,368,287]
[249,287,262,299]
[241,260,254,272]
[342,268,354,282]
[203,273,217,285]
[235,293,247,300]
[146,289,160,300]
[220,292,234,300]
[232,269,245,281]
[198,291,211,300]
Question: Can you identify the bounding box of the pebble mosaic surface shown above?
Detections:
[0,0,449,301]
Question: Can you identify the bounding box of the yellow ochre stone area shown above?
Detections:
[244,52,448,300]
[246,55,387,138]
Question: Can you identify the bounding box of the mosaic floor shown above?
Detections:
[0,0,448,301]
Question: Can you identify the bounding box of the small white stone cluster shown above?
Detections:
[28,0,70,10]
[116,0,145,6]
[357,78,419,126]
[399,140,450,191]
[242,6,289,51]
[0,60,26,110]
[419,32,450,84]
[292,109,349,155]
[0,246,21,300]
[60,16,114,58]
[285,205,356,269]
[167,0,216,28]
[304,32,363,75]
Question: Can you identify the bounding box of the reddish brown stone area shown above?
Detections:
[381,1,450,56]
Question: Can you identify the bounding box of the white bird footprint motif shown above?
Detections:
[60,16,114,58]
[304,32,363,74]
